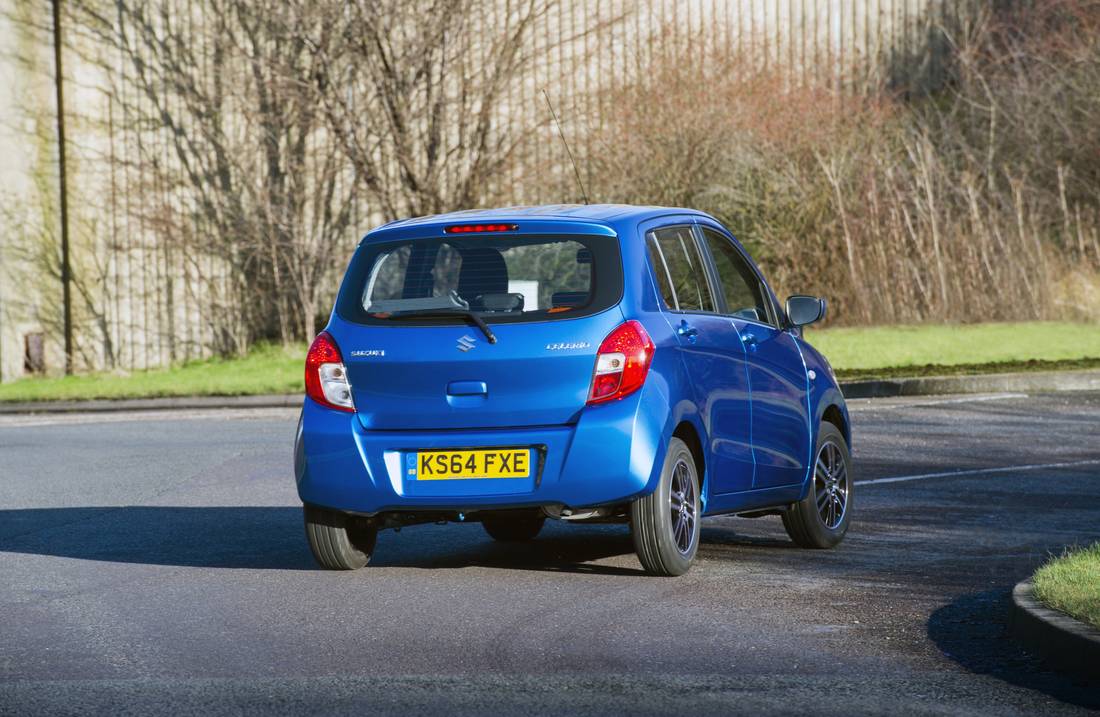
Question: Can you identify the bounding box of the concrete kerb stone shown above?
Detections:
[1009,579,1100,681]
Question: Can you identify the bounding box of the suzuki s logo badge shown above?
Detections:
[456,335,477,352]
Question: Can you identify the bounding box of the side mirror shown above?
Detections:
[785,295,826,327]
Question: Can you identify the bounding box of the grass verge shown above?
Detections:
[1033,543,1100,630]
[0,343,306,403]
[0,321,1098,403]
[805,321,1100,372]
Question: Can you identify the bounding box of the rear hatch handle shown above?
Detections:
[447,381,488,396]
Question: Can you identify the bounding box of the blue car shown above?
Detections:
[295,205,851,575]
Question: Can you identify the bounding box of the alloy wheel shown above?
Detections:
[669,459,698,554]
[814,441,849,529]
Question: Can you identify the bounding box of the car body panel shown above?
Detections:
[734,320,812,489]
[670,312,755,495]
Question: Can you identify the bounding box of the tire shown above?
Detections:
[482,512,546,542]
[630,437,701,576]
[303,505,378,570]
[782,421,853,549]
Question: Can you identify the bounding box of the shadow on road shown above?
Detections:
[0,507,652,575]
[371,522,644,575]
[0,506,316,570]
[0,507,907,578]
[927,589,1100,710]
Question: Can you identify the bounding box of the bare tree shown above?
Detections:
[7,0,625,368]
[70,0,358,347]
[59,0,620,353]
[301,0,614,220]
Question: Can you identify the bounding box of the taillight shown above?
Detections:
[305,331,355,412]
[587,320,655,405]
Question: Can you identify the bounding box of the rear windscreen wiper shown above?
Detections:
[389,310,497,344]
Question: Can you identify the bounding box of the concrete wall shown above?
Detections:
[0,1,46,382]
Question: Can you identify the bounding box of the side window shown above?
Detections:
[701,228,772,325]
[646,227,715,312]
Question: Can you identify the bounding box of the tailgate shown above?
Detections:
[334,310,624,430]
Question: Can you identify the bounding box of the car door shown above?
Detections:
[697,225,811,490]
[645,225,755,495]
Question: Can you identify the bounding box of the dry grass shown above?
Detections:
[583,0,1100,326]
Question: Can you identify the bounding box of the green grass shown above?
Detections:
[0,343,306,403]
[1,321,1098,403]
[806,321,1100,378]
[1033,543,1100,630]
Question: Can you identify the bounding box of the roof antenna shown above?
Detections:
[542,88,589,205]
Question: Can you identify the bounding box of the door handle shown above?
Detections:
[677,320,699,343]
[740,331,758,349]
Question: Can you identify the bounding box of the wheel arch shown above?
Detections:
[798,389,850,504]
[821,402,850,447]
[813,385,851,450]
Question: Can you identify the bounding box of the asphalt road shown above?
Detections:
[1,392,1099,715]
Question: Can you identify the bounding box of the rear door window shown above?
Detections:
[646,226,715,312]
[337,234,622,324]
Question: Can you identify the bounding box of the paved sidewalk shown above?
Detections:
[1,369,1098,414]
[0,394,301,415]
[839,368,1100,398]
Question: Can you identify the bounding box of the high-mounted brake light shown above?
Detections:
[444,223,518,234]
[587,320,655,405]
[305,331,355,412]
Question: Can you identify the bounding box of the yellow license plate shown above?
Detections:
[413,449,531,480]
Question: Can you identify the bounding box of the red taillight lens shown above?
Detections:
[587,320,655,405]
[305,331,355,412]
[444,223,518,234]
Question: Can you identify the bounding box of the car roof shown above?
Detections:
[371,204,711,233]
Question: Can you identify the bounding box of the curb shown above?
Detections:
[1009,579,1100,680]
[839,369,1100,399]
[0,394,302,415]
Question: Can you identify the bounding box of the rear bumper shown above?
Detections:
[295,379,671,516]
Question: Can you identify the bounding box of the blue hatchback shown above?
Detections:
[295,204,851,575]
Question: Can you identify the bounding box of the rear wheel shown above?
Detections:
[304,505,378,570]
[482,512,546,542]
[630,437,701,576]
[782,421,852,549]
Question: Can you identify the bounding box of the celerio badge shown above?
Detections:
[546,342,590,351]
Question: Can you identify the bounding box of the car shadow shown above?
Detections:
[371,522,644,576]
[0,507,650,575]
[370,518,805,575]
[927,589,1100,710]
[0,507,808,576]
[699,523,797,551]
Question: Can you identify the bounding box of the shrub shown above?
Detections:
[581,2,1100,325]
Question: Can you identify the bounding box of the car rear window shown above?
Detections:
[336,234,623,325]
